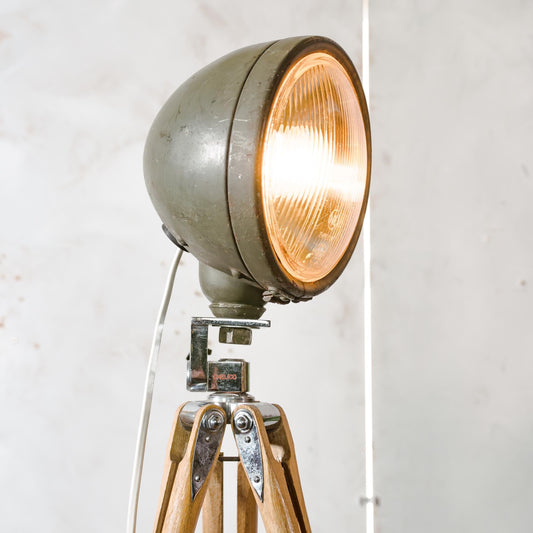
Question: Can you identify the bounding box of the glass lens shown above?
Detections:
[261,52,368,283]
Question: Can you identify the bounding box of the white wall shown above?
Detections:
[371,1,533,532]
[1,1,532,532]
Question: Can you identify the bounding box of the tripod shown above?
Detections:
[152,318,311,533]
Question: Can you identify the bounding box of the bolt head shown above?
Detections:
[205,411,224,431]
[234,412,253,433]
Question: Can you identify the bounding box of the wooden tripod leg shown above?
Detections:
[233,406,310,533]
[202,459,223,533]
[267,405,311,533]
[237,461,257,533]
[153,404,190,533]
[153,404,225,533]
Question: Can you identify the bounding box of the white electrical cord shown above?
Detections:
[362,1,376,533]
[127,248,184,533]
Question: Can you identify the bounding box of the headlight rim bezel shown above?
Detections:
[227,35,372,300]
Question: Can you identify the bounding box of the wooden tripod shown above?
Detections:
[153,401,311,533]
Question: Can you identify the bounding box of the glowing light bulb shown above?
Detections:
[261,52,368,283]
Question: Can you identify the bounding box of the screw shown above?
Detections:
[205,435,210,442]
[234,412,253,433]
[194,474,200,482]
[245,436,251,443]
[204,411,224,431]
[253,476,260,484]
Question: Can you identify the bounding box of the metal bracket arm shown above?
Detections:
[187,317,270,392]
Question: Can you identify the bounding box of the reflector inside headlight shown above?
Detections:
[261,52,368,283]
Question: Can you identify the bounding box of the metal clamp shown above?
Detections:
[187,317,270,392]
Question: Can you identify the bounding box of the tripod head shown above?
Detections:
[187,316,270,394]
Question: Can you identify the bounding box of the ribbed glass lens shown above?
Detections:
[261,52,368,283]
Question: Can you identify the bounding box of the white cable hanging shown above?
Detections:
[127,248,184,533]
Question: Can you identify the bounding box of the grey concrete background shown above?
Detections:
[1,0,532,532]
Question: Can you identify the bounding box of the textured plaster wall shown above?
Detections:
[1,1,532,532]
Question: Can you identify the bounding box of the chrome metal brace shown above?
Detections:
[191,409,226,499]
[187,317,270,392]
[185,395,281,503]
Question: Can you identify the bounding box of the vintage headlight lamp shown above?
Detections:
[132,38,372,530]
[144,36,371,318]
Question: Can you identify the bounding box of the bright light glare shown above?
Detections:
[261,52,368,283]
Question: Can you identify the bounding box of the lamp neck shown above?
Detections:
[199,262,266,320]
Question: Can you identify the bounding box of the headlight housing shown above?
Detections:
[144,36,371,304]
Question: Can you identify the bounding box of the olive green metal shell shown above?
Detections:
[144,41,274,278]
[198,263,266,319]
[144,36,371,303]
